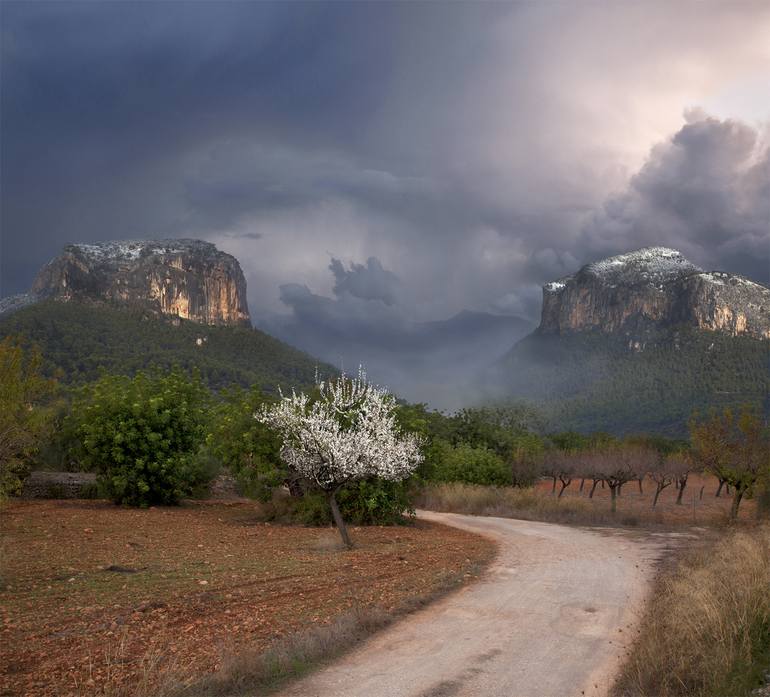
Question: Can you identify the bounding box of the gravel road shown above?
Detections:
[280,511,667,697]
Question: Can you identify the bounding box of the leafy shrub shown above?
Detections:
[431,442,511,486]
[0,338,54,499]
[71,369,210,506]
[254,480,414,527]
[205,386,283,501]
[337,479,414,525]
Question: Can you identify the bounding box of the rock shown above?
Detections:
[539,247,769,340]
[30,239,250,327]
[21,471,98,499]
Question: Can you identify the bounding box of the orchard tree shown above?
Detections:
[668,454,692,505]
[690,407,769,519]
[649,454,673,508]
[542,451,576,498]
[591,445,657,513]
[257,370,423,548]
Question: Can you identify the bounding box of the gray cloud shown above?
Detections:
[1,1,769,406]
[330,257,400,306]
[581,115,770,282]
[260,256,532,407]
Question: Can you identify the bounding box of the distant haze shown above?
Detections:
[2,1,769,405]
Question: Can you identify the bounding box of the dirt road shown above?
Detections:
[280,511,667,697]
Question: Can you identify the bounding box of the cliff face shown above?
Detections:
[31,239,250,326]
[539,247,770,340]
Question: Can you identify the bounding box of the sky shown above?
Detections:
[2,1,769,401]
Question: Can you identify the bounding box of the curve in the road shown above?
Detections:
[279,511,665,697]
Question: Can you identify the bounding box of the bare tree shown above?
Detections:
[668,454,691,505]
[649,455,673,508]
[542,451,576,498]
[591,445,657,513]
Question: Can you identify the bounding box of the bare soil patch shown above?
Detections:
[0,499,494,697]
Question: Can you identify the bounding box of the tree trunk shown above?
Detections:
[558,479,570,498]
[589,479,599,499]
[579,478,585,493]
[652,485,663,509]
[327,490,353,549]
[617,483,622,497]
[610,485,617,513]
[638,478,644,494]
[715,479,725,497]
[699,486,704,501]
[730,486,745,520]
[551,476,557,495]
[286,477,304,498]
[676,477,687,505]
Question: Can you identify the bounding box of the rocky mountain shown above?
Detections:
[24,239,250,327]
[489,247,770,435]
[539,247,769,341]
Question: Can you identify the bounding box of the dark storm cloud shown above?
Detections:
[0,0,507,296]
[581,115,770,282]
[330,257,399,306]
[1,1,769,405]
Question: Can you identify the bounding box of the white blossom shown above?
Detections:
[256,368,423,491]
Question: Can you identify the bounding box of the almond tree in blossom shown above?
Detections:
[257,369,423,548]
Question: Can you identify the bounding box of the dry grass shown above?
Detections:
[418,475,757,529]
[614,524,770,697]
[417,482,646,527]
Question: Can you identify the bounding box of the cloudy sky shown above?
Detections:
[2,1,769,339]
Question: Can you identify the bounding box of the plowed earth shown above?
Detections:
[0,500,494,697]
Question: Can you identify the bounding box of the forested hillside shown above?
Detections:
[492,326,770,435]
[0,299,332,392]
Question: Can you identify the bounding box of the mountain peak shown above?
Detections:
[583,247,701,285]
[29,238,250,327]
[64,239,218,264]
[539,248,769,339]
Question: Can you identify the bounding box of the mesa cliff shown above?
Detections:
[29,239,250,326]
[538,247,770,340]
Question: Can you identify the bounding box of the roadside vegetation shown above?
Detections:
[614,524,770,697]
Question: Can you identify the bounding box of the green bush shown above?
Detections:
[337,479,414,525]
[205,386,284,502]
[431,441,511,486]
[71,369,210,506]
[254,480,415,527]
[0,338,55,499]
[285,479,414,526]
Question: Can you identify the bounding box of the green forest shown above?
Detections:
[0,299,331,393]
[495,326,770,436]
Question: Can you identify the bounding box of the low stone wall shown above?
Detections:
[21,471,98,499]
